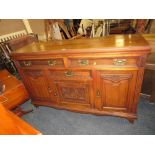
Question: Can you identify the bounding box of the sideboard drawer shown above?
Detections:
[48,70,92,81]
[19,59,64,67]
[68,58,138,67]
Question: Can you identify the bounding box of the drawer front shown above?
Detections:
[68,58,138,67]
[19,59,64,67]
[48,70,92,81]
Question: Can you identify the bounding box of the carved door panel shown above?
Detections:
[22,69,51,101]
[96,70,137,112]
[54,81,93,108]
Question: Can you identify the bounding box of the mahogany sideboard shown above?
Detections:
[10,34,151,123]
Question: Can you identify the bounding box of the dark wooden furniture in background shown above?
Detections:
[0,34,38,75]
[0,102,41,135]
[0,69,30,116]
[141,34,155,103]
[11,34,151,123]
[110,20,135,34]
[5,34,38,51]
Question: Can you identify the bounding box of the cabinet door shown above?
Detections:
[96,70,137,112]
[22,69,51,101]
[55,81,93,107]
[48,70,94,108]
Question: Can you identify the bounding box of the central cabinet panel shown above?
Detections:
[55,81,91,105]
[47,69,94,108]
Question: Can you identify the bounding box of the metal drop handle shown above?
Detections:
[23,61,31,66]
[64,71,73,77]
[113,59,127,66]
[79,59,89,66]
[48,60,57,66]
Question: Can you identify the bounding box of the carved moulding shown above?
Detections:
[101,74,132,83]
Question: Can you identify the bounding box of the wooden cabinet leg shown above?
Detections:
[128,119,134,124]
[33,104,39,108]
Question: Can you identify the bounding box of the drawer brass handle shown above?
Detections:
[79,59,89,66]
[23,61,31,66]
[48,60,56,66]
[113,59,127,66]
[64,71,73,77]
[96,90,101,97]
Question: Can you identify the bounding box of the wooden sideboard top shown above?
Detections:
[11,34,150,57]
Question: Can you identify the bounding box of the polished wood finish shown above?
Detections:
[6,34,38,51]
[11,34,151,123]
[0,70,30,113]
[22,69,51,101]
[0,103,41,135]
[97,70,137,112]
[11,34,150,55]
